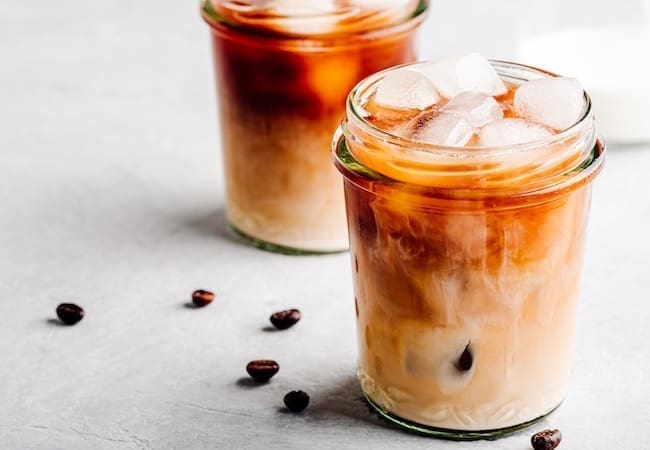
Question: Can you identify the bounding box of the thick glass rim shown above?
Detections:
[200,0,428,40]
[346,60,594,158]
[334,59,605,200]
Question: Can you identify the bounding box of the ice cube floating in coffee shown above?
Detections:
[367,53,585,147]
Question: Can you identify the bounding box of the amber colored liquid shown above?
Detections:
[209,25,418,252]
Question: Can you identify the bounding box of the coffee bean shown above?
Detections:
[531,429,562,449]
[246,360,279,382]
[269,309,301,330]
[283,390,310,412]
[455,343,473,372]
[56,303,84,325]
[192,289,215,307]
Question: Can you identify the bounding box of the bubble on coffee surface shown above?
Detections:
[514,77,584,130]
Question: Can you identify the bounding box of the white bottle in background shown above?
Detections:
[517,26,650,144]
[515,0,650,144]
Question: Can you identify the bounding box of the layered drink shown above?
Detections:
[200,0,427,253]
[332,54,605,438]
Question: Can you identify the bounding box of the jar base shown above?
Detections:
[364,394,562,441]
[228,223,348,256]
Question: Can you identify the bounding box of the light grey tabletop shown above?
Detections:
[1,1,649,449]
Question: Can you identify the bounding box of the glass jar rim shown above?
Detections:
[200,0,428,40]
[334,60,605,200]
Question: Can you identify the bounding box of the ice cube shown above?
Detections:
[513,77,584,130]
[416,53,507,98]
[442,91,504,128]
[403,112,475,146]
[374,69,440,110]
[478,118,553,146]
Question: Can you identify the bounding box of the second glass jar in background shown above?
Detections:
[201,0,428,254]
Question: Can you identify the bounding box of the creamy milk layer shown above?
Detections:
[221,109,349,251]
[350,187,590,430]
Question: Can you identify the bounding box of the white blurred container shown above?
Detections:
[516,0,650,144]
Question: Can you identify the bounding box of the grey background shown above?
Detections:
[1,1,649,449]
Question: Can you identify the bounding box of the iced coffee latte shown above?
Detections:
[333,54,605,438]
[201,0,427,253]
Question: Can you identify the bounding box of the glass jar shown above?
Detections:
[515,0,650,145]
[200,0,428,254]
[332,61,605,438]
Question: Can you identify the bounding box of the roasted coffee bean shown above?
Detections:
[283,390,310,412]
[56,303,84,325]
[192,289,215,307]
[269,309,301,330]
[455,343,473,372]
[246,360,279,382]
[531,429,562,449]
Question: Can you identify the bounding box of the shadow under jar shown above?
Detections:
[200,0,428,254]
[332,61,605,439]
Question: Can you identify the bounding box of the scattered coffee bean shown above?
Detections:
[246,360,279,382]
[531,429,562,450]
[455,343,473,372]
[283,390,310,412]
[269,309,301,330]
[56,303,84,325]
[192,289,215,307]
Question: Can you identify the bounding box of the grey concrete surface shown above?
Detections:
[1,1,648,449]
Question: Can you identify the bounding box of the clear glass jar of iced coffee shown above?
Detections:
[333,54,605,438]
[200,0,428,254]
